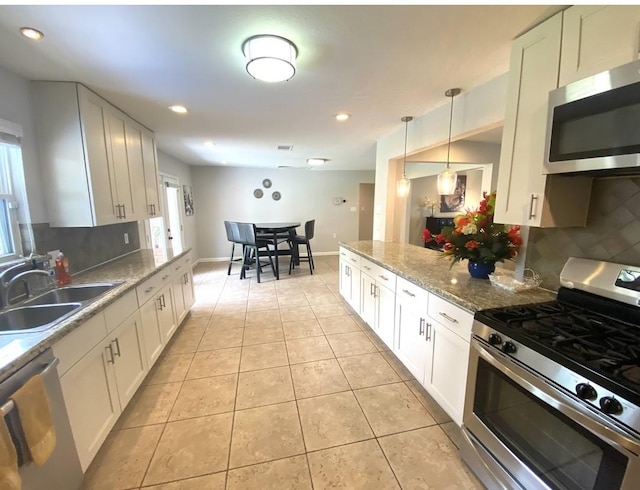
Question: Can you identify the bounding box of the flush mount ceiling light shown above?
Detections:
[397,116,413,198]
[307,158,329,167]
[437,88,461,196]
[169,105,188,114]
[20,27,44,40]
[242,35,298,83]
[335,113,350,122]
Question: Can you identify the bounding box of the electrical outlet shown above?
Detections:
[124,233,129,244]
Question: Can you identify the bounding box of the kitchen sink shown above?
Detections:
[0,303,81,332]
[24,283,119,306]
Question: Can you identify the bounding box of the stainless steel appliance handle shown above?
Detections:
[1,357,60,416]
[472,338,640,456]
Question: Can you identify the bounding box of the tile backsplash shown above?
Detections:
[20,222,140,274]
[525,176,640,290]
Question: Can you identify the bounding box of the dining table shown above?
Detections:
[255,222,300,280]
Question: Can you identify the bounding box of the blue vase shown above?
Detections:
[468,261,495,279]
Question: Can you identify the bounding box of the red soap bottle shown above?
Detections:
[55,253,71,286]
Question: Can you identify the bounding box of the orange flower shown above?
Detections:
[465,240,480,249]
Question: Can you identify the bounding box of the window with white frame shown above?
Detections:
[0,132,23,261]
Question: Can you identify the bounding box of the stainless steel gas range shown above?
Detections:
[461,258,640,490]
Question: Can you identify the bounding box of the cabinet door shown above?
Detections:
[141,130,160,217]
[124,122,148,221]
[182,271,195,312]
[172,275,187,326]
[560,6,640,86]
[110,311,148,408]
[78,89,118,225]
[494,13,562,227]
[158,284,178,343]
[360,272,376,328]
[394,298,428,384]
[424,321,470,426]
[60,339,120,471]
[105,110,134,221]
[139,298,164,368]
[376,283,396,350]
[339,259,351,301]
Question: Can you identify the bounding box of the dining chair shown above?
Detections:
[288,219,315,275]
[224,221,244,275]
[238,222,276,283]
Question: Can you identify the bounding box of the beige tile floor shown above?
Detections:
[82,256,483,489]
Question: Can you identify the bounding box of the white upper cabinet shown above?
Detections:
[141,130,161,217]
[32,81,160,227]
[560,5,640,86]
[494,12,592,228]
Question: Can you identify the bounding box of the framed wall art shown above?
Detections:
[183,185,194,215]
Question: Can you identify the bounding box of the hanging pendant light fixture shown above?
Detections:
[397,116,413,197]
[437,88,461,195]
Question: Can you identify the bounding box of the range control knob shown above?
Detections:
[502,341,517,354]
[575,383,597,400]
[488,333,502,346]
[599,396,623,415]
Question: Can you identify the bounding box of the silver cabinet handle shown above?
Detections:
[370,282,375,296]
[419,317,425,335]
[402,289,415,297]
[378,275,389,281]
[529,194,539,220]
[175,265,182,271]
[106,344,115,364]
[160,294,166,308]
[425,322,432,341]
[363,265,371,271]
[145,286,155,293]
[112,338,121,358]
[162,274,169,280]
[439,312,458,323]
[184,272,188,285]
[350,258,357,263]
[122,204,127,219]
[156,296,163,311]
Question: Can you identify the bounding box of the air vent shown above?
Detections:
[277,145,293,151]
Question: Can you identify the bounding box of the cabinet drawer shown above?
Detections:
[104,289,138,333]
[396,276,429,309]
[361,258,396,292]
[339,247,361,269]
[53,312,108,376]
[136,268,172,306]
[427,294,473,341]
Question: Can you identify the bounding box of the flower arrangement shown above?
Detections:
[422,191,522,266]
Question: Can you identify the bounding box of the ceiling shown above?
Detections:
[0,5,560,171]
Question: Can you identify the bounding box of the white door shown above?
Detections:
[149,174,184,257]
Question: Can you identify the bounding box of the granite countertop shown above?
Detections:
[340,241,556,312]
[0,248,190,379]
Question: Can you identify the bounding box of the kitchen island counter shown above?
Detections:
[340,241,556,312]
[0,248,191,379]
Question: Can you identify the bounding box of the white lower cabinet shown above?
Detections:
[360,259,396,350]
[139,297,164,368]
[171,253,195,325]
[58,309,147,471]
[394,277,430,383]
[339,248,361,313]
[158,283,177,343]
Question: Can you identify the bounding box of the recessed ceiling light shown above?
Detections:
[169,105,188,114]
[335,113,350,122]
[204,141,214,148]
[307,158,329,167]
[20,27,44,40]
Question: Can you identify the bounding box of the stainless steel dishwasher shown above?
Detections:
[0,347,82,490]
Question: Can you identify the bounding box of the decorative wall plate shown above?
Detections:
[262,178,272,188]
[253,189,264,198]
[272,191,281,201]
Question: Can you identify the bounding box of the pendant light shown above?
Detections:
[397,116,413,197]
[437,88,461,195]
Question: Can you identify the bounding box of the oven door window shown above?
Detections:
[474,358,627,490]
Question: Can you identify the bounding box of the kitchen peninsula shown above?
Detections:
[339,240,555,425]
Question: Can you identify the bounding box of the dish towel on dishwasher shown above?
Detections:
[0,415,20,490]
[11,374,56,466]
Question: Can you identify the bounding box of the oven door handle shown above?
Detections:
[472,338,640,457]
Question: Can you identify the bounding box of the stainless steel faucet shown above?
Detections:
[1,269,51,306]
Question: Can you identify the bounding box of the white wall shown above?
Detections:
[0,66,47,223]
[156,150,197,258]
[191,166,375,260]
[373,73,509,242]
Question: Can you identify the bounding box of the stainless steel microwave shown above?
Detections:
[544,59,640,175]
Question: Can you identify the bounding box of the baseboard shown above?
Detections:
[194,250,339,266]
